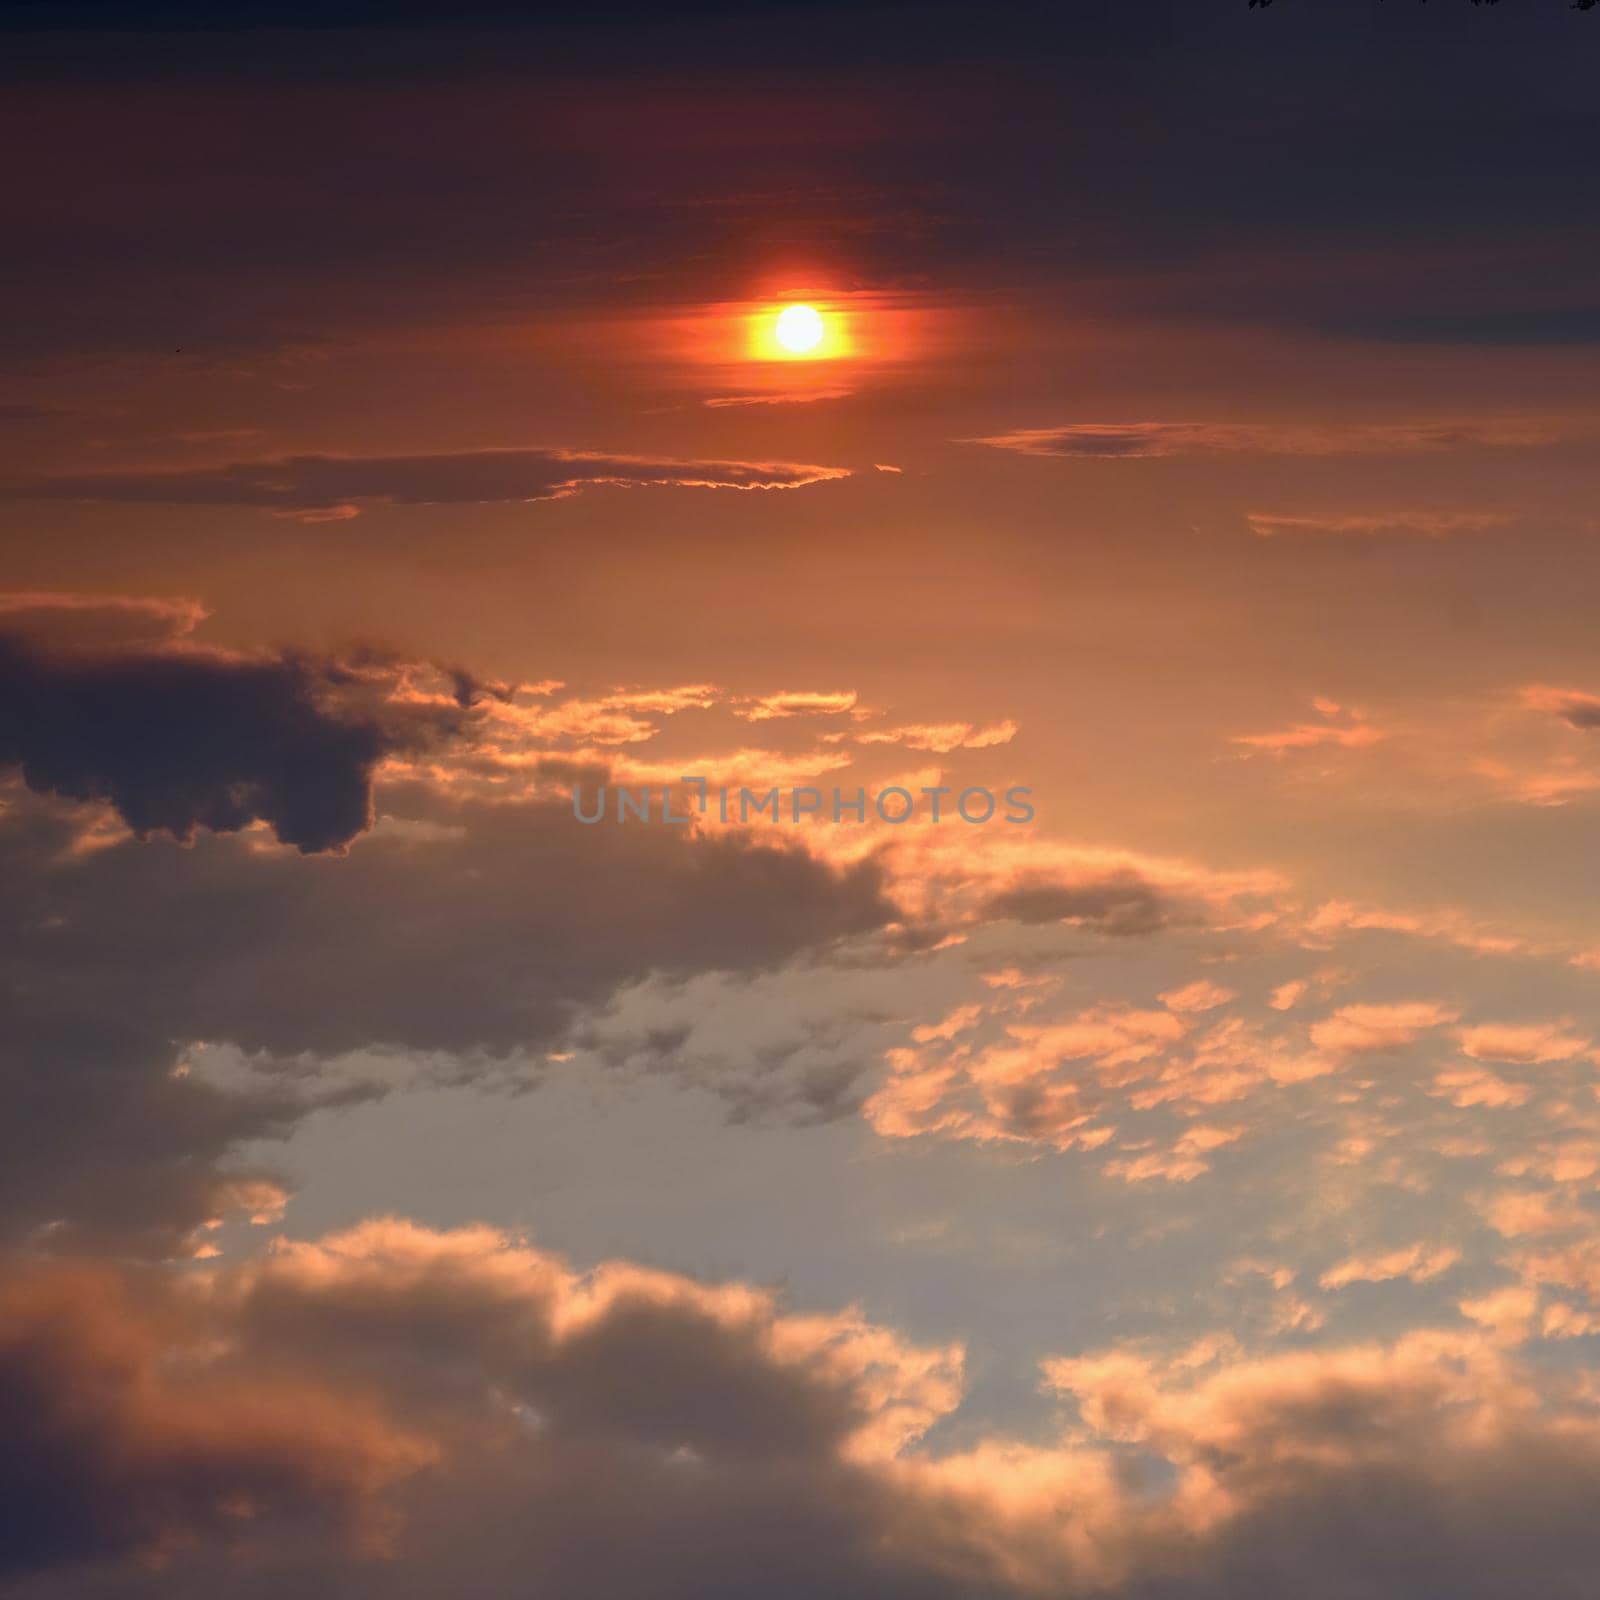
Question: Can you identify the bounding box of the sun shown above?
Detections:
[773,303,825,355]
[743,296,851,363]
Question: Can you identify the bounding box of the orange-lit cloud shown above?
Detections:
[1308,1002,1458,1056]
[856,719,1019,753]
[1232,700,1383,754]
[1319,1243,1459,1291]
[1456,1021,1591,1064]
[735,689,860,721]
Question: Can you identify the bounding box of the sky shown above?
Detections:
[3,1,1600,1595]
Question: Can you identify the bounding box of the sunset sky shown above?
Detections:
[4,2,1600,1595]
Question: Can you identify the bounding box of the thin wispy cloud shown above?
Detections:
[1246,509,1513,538]
[966,418,1571,459]
[2,448,853,519]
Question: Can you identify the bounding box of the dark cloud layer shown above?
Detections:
[2,2,1594,367]
[966,419,1569,460]
[1,449,851,517]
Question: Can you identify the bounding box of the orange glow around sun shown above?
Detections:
[625,285,948,383]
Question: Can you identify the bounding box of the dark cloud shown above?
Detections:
[0,776,893,1251]
[0,1224,969,1599]
[1,449,852,517]
[0,625,469,854]
[3,782,894,1060]
[0,1015,338,1258]
[0,1259,432,1582]
[1549,699,1600,732]
[965,419,1567,460]
[983,871,1173,937]
[1523,686,1600,732]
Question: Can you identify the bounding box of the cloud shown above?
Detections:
[1246,510,1512,539]
[735,689,859,722]
[1308,1001,1458,1056]
[1523,684,1600,732]
[965,418,1565,460]
[20,605,1600,1600]
[1102,1123,1245,1184]
[19,1223,1600,1600]
[0,776,894,1253]
[1479,1190,1589,1240]
[0,448,852,516]
[1160,979,1236,1014]
[1456,1021,1591,1065]
[0,1259,433,1580]
[1458,1284,1542,1344]
[1229,698,1384,756]
[862,958,1372,1170]
[846,832,1282,951]
[0,1221,970,1595]
[854,920,1600,1183]
[496,683,721,745]
[1430,1065,1532,1110]
[0,591,209,647]
[0,616,473,855]
[1037,1325,1600,1595]
[701,388,854,407]
[981,870,1174,937]
[864,1002,1193,1155]
[1300,899,1525,957]
[856,720,1017,753]
[1227,683,1600,817]
[1318,1243,1459,1291]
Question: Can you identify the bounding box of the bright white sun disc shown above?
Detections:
[774,304,825,353]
